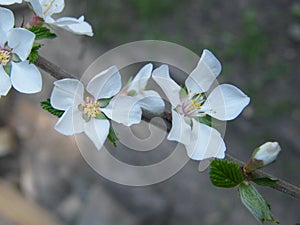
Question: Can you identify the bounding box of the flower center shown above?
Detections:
[176,93,206,118]
[79,97,101,119]
[0,49,12,66]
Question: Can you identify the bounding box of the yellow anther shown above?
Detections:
[0,49,12,66]
[81,97,101,119]
[191,100,201,109]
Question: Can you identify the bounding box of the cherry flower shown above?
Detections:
[117,63,165,114]
[50,66,142,149]
[152,49,250,160]
[0,0,22,5]
[28,0,93,36]
[0,7,42,96]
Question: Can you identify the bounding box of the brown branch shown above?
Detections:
[35,55,75,79]
[35,55,300,199]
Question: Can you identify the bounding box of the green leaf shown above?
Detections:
[98,98,112,107]
[29,43,43,64]
[41,99,64,118]
[179,87,188,100]
[28,26,56,40]
[3,63,11,75]
[95,112,107,120]
[107,126,118,147]
[251,177,278,187]
[239,183,278,224]
[196,115,212,127]
[209,159,245,188]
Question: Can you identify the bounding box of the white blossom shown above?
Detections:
[50,66,142,150]
[28,0,93,36]
[117,63,165,114]
[152,49,250,160]
[253,142,281,166]
[0,7,42,96]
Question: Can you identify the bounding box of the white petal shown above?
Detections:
[83,118,110,150]
[185,120,226,160]
[35,0,64,18]
[185,49,222,94]
[127,63,153,92]
[133,90,165,114]
[49,16,93,36]
[0,28,8,47]
[0,7,14,32]
[167,110,191,145]
[0,66,11,96]
[11,62,42,94]
[152,64,181,106]
[87,66,121,99]
[51,78,84,110]
[0,0,22,5]
[202,84,250,121]
[55,107,84,135]
[8,28,35,61]
[28,0,43,17]
[102,96,142,126]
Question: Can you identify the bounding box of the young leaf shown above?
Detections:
[251,177,278,187]
[28,26,56,40]
[3,63,11,75]
[209,159,245,188]
[107,126,118,147]
[41,99,64,118]
[196,115,212,127]
[29,43,43,64]
[98,98,112,108]
[238,183,278,224]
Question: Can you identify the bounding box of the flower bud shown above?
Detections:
[244,142,281,173]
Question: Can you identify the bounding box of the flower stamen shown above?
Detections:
[79,96,101,120]
[176,92,206,118]
[0,49,12,66]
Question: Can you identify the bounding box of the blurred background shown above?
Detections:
[0,0,299,224]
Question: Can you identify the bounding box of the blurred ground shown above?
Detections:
[0,0,300,225]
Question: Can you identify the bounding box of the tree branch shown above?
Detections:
[35,55,300,199]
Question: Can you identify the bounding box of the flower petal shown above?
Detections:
[31,0,64,18]
[87,66,121,99]
[55,107,84,135]
[49,16,93,36]
[152,64,181,106]
[201,84,250,121]
[83,118,110,150]
[185,49,222,94]
[133,90,165,114]
[167,110,191,145]
[0,27,8,47]
[28,0,43,17]
[127,63,153,92]
[10,62,42,94]
[0,7,14,32]
[185,120,226,160]
[102,96,142,126]
[0,66,11,96]
[0,0,22,5]
[51,78,84,110]
[8,28,35,61]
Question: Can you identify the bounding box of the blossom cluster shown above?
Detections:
[0,1,250,161]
